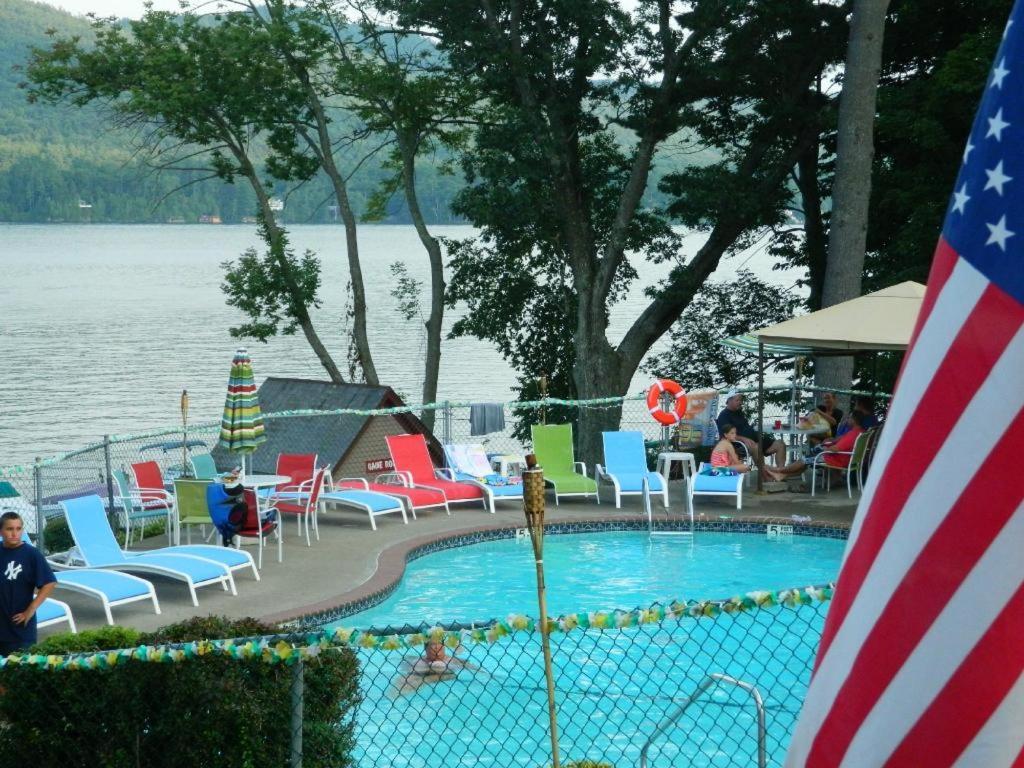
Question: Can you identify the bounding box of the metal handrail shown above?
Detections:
[638,673,767,768]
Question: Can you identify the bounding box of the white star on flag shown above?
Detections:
[952,183,970,214]
[991,58,1010,88]
[985,215,1015,250]
[986,108,1010,140]
[984,160,1012,195]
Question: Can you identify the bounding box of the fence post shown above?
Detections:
[289,657,304,768]
[33,457,45,553]
[442,400,453,445]
[103,435,116,527]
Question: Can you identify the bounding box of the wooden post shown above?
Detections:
[522,459,560,768]
[757,341,765,493]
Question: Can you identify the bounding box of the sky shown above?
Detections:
[41,0,210,19]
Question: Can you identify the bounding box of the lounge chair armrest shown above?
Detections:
[136,486,174,500]
[376,471,412,487]
[574,461,588,477]
[435,468,457,481]
[594,463,606,479]
[336,477,369,490]
[275,482,308,494]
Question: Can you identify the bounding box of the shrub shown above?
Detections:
[41,516,74,553]
[31,625,142,654]
[0,616,360,768]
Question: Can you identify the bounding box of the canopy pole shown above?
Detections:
[757,341,765,493]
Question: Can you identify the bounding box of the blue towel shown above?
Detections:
[470,403,506,436]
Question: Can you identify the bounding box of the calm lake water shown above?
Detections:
[0,224,800,466]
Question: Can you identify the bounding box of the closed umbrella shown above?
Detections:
[217,348,266,474]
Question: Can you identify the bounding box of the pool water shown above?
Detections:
[335,531,846,767]
[341,531,846,629]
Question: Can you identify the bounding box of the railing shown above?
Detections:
[639,673,767,768]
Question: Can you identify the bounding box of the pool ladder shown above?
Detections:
[638,673,767,768]
[643,477,694,537]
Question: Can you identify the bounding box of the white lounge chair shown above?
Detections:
[689,463,744,510]
[442,443,524,514]
[53,570,161,625]
[61,495,236,606]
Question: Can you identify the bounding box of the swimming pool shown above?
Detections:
[336,529,846,767]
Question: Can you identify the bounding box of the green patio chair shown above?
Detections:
[189,453,219,480]
[173,479,214,544]
[530,424,599,505]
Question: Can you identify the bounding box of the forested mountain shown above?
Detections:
[0,0,467,223]
[0,0,700,224]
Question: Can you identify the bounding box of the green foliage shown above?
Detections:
[2,616,360,768]
[31,625,142,654]
[645,270,800,394]
[221,225,323,341]
[389,262,424,322]
[141,615,280,644]
[42,515,73,553]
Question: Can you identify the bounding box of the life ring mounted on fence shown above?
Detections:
[646,379,688,426]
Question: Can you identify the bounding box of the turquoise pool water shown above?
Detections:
[338,531,846,767]
[341,531,845,629]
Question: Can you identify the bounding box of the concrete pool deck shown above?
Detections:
[43,482,859,636]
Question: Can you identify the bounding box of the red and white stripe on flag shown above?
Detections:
[786,4,1024,766]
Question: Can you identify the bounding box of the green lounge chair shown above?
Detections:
[530,424,599,505]
[173,479,214,544]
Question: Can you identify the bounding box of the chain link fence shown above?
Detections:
[0,384,884,554]
[2,587,832,767]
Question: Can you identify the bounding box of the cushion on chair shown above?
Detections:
[321,490,403,513]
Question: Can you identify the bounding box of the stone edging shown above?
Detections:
[261,515,850,629]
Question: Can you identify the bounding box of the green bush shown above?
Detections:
[0,616,360,768]
[31,625,142,654]
[42,515,74,553]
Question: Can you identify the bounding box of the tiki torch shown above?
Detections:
[180,389,190,477]
[522,453,561,768]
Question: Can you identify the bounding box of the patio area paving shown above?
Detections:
[43,481,859,636]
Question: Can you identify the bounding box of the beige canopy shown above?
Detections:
[722,281,926,354]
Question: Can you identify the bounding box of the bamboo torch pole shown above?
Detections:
[181,389,190,477]
[522,454,560,768]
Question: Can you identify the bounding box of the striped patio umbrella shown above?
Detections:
[217,348,266,466]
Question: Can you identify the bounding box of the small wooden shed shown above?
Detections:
[213,378,439,480]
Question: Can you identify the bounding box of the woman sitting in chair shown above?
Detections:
[711,425,752,474]
[765,411,867,482]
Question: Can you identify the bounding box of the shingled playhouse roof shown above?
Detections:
[212,377,437,474]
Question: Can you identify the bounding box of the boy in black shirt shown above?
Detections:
[0,512,57,655]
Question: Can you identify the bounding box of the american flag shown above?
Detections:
[786,4,1024,766]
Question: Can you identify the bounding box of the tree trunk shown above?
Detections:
[239,155,346,384]
[398,133,444,431]
[817,0,891,390]
[796,145,828,311]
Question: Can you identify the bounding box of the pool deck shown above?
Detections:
[45,482,859,636]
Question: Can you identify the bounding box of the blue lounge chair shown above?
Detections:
[37,597,76,634]
[61,496,236,606]
[689,463,744,510]
[53,570,161,625]
[318,480,408,531]
[596,431,669,509]
[443,444,524,514]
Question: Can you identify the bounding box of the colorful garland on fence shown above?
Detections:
[0,584,834,672]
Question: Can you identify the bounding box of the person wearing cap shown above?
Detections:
[716,390,786,469]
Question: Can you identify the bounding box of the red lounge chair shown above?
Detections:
[129,461,176,540]
[385,434,486,509]
[275,453,317,490]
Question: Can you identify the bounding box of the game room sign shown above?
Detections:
[365,457,395,473]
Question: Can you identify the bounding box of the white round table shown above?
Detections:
[656,451,697,483]
[236,474,291,489]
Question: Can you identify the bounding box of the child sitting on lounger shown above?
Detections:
[710,426,751,474]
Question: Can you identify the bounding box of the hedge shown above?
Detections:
[0,616,360,768]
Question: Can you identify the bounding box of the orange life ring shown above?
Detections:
[646,379,688,426]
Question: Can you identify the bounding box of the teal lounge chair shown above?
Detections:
[188,453,219,481]
[530,424,599,505]
[61,495,236,606]
[443,443,524,514]
[113,469,174,546]
[596,431,668,509]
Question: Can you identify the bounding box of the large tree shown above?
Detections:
[400,0,845,460]
[816,0,892,390]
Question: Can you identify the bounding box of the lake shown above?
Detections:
[0,223,801,466]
